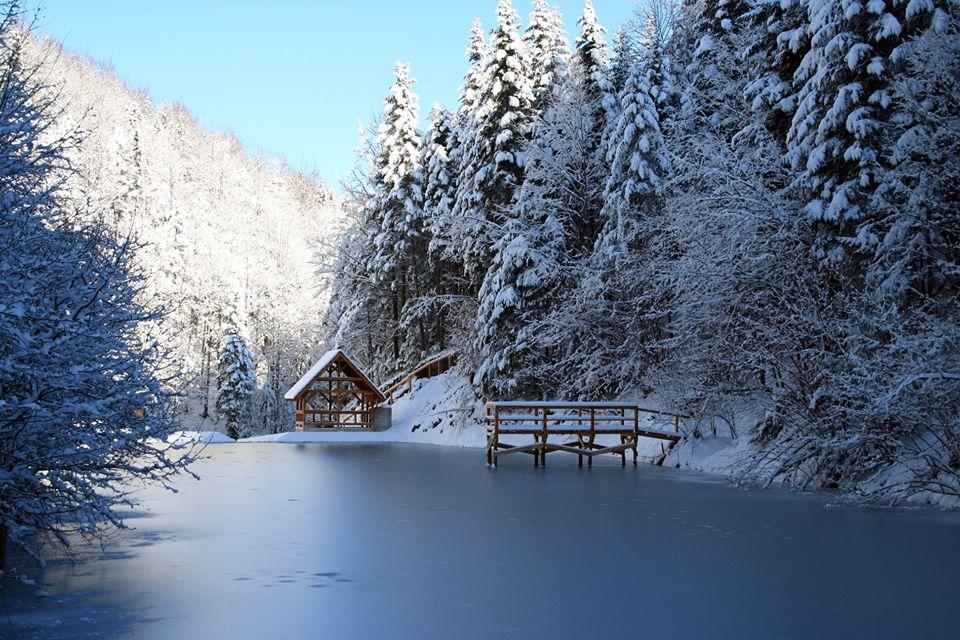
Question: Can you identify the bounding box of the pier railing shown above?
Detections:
[484,401,686,467]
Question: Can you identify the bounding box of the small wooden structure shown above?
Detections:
[384,350,459,403]
[485,402,685,467]
[284,350,386,431]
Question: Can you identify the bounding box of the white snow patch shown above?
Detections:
[167,431,236,444]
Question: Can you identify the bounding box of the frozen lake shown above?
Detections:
[4,443,959,639]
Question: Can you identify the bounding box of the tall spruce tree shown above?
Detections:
[637,0,679,132]
[454,0,536,288]
[787,0,954,270]
[677,0,751,139]
[575,0,618,150]
[743,0,811,139]
[368,62,425,365]
[431,20,485,273]
[421,104,461,350]
[476,66,613,397]
[563,51,670,399]
[459,18,488,125]
[873,2,959,300]
[609,26,636,96]
[600,59,670,247]
[423,104,457,231]
[524,0,571,111]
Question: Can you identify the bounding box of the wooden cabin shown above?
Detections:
[284,350,386,431]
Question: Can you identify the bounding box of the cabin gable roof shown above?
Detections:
[283,349,385,403]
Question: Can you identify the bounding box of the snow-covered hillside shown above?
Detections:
[27,36,344,435]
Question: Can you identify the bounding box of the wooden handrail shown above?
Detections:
[385,350,459,403]
[484,401,690,420]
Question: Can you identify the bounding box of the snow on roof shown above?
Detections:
[283,349,384,402]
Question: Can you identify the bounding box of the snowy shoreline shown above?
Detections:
[169,370,959,510]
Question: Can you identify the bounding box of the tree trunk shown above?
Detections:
[0,522,8,570]
[200,320,211,419]
[391,290,401,363]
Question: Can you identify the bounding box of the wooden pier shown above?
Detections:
[485,402,685,467]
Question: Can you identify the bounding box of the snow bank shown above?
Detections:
[167,431,236,444]
[241,369,486,447]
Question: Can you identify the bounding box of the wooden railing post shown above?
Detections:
[493,405,500,467]
[588,408,595,467]
[541,408,548,467]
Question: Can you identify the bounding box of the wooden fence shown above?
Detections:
[384,350,459,403]
[294,408,373,430]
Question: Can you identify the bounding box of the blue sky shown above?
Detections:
[30,1,635,188]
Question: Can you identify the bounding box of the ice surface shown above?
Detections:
[4,444,959,640]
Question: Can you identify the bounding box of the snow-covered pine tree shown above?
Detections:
[609,26,636,96]
[637,0,680,132]
[476,68,611,397]
[419,104,462,351]
[600,57,670,257]
[367,62,425,366]
[430,20,486,271]
[424,104,457,238]
[473,198,566,398]
[677,0,752,139]
[524,0,571,111]
[323,116,399,381]
[558,51,670,399]
[216,322,256,439]
[462,18,487,119]
[874,3,959,300]
[574,0,618,152]
[743,0,811,139]
[0,1,194,573]
[787,0,954,272]
[454,0,536,289]
[696,0,752,37]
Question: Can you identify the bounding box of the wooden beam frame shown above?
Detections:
[289,351,385,431]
